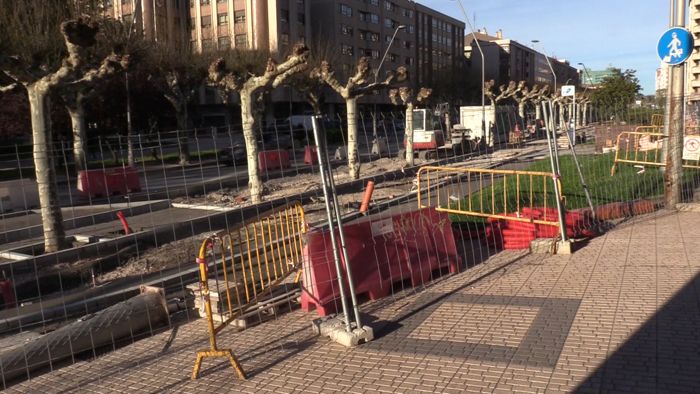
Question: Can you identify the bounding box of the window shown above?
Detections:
[389,53,398,63]
[363,49,379,59]
[341,44,354,56]
[408,25,414,34]
[202,39,215,51]
[217,13,228,25]
[234,10,245,23]
[384,1,395,11]
[403,9,413,18]
[201,0,210,5]
[340,4,352,17]
[405,57,414,66]
[366,0,378,5]
[340,24,353,36]
[280,33,289,46]
[297,13,305,24]
[201,15,211,27]
[432,33,437,42]
[446,24,452,33]
[360,30,378,42]
[218,36,231,48]
[403,40,412,49]
[385,35,392,43]
[370,13,379,24]
[235,34,247,47]
[280,9,289,23]
[384,18,392,28]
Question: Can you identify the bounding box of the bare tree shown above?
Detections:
[530,85,550,121]
[208,43,309,203]
[148,46,208,165]
[389,87,432,166]
[315,57,407,179]
[513,82,543,119]
[483,80,521,144]
[0,1,129,253]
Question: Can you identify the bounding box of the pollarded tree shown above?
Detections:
[148,44,209,165]
[513,83,543,119]
[483,80,522,144]
[208,43,309,203]
[388,87,432,166]
[0,1,129,253]
[315,57,407,179]
[530,85,550,121]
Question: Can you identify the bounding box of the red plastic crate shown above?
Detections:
[258,150,290,171]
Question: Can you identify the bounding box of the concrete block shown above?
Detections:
[371,137,388,156]
[530,238,556,254]
[556,240,573,255]
[312,314,374,347]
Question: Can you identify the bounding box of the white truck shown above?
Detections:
[456,106,518,147]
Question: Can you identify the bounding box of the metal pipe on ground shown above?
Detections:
[0,286,169,385]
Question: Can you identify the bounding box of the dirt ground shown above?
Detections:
[100,158,414,282]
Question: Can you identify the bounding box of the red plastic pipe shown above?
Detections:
[359,181,375,214]
[116,211,132,235]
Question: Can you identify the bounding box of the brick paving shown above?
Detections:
[6,210,700,393]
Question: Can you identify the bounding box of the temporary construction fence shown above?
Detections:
[610,128,700,175]
[191,202,307,379]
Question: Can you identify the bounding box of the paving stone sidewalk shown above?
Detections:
[7,210,700,393]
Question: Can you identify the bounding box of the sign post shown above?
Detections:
[657,22,693,207]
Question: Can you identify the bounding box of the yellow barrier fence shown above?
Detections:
[191,202,307,380]
[610,128,700,176]
[416,166,562,227]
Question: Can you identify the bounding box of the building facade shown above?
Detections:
[465,30,579,95]
[101,0,190,46]
[188,0,311,53]
[308,0,465,94]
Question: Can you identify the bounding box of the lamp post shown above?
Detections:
[373,25,405,139]
[454,0,486,142]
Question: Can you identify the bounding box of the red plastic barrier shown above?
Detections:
[0,279,15,310]
[258,150,291,171]
[301,207,460,316]
[77,167,140,198]
[303,145,318,165]
[484,207,597,250]
[77,169,108,198]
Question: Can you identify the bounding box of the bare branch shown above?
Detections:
[0,82,18,93]
[272,62,308,89]
[316,60,345,95]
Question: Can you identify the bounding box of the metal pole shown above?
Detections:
[312,116,363,331]
[311,116,353,333]
[455,0,486,142]
[665,0,686,207]
[542,101,569,242]
[662,0,675,168]
[564,93,596,220]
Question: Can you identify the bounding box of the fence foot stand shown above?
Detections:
[192,349,247,380]
[312,314,374,347]
[555,240,573,255]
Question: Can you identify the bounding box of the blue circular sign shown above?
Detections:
[657,27,694,65]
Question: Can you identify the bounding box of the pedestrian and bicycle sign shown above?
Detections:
[657,27,694,65]
[561,85,575,97]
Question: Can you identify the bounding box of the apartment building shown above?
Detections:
[465,29,579,93]
[188,0,311,53]
[308,0,465,91]
[101,0,190,46]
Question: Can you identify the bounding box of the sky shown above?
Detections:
[419,0,670,95]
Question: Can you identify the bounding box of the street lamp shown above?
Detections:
[531,40,557,93]
[454,0,486,142]
[375,25,406,83]
[373,24,405,139]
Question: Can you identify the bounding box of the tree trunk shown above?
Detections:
[582,103,588,126]
[67,96,88,173]
[405,103,414,166]
[488,104,497,146]
[174,107,191,165]
[518,102,526,119]
[346,97,360,179]
[28,84,66,253]
[444,111,451,140]
[535,103,541,121]
[240,91,263,203]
